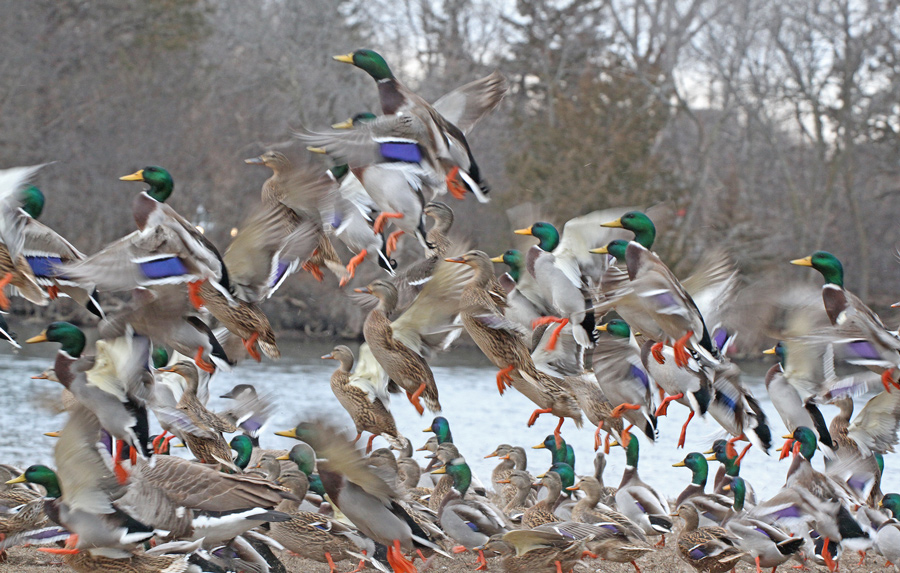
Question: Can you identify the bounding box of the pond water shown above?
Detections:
[1,336,896,501]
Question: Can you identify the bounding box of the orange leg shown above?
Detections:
[822,537,836,572]
[373,212,404,234]
[496,365,514,395]
[474,549,487,571]
[673,331,694,367]
[301,261,324,281]
[736,443,752,467]
[531,316,569,351]
[882,369,900,392]
[408,383,426,416]
[385,230,405,256]
[611,403,641,418]
[365,434,377,454]
[655,392,683,417]
[779,438,794,461]
[341,250,368,287]
[553,417,565,450]
[243,333,261,362]
[446,166,467,200]
[347,550,367,573]
[325,551,338,573]
[527,407,552,427]
[677,410,694,448]
[193,347,216,373]
[651,341,666,364]
[187,280,205,309]
[46,285,59,300]
[593,422,604,451]
[38,533,79,555]
[0,272,12,310]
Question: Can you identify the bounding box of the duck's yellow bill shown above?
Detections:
[600,218,623,228]
[790,256,813,267]
[119,170,144,182]
[26,331,48,344]
[331,119,355,130]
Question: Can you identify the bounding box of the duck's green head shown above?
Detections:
[623,436,640,468]
[763,341,785,363]
[515,222,560,252]
[26,322,86,358]
[229,435,254,470]
[533,435,567,463]
[601,211,656,249]
[730,476,746,512]
[120,166,174,203]
[788,426,818,460]
[550,461,575,493]
[151,347,169,369]
[881,493,900,519]
[333,49,394,81]
[490,249,524,282]
[597,319,631,339]
[673,452,709,485]
[279,443,316,476]
[7,465,61,498]
[590,239,630,262]
[791,251,843,287]
[432,457,472,497]
[19,185,44,219]
[328,164,350,182]
[423,416,452,444]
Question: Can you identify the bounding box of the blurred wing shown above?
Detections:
[431,70,508,134]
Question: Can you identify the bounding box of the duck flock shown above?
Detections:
[1,48,900,573]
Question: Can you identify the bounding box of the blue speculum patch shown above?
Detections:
[380,141,422,163]
[140,256,189,279]
[26,256,64,278]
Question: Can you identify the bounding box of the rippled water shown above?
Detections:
[2,337,897,501]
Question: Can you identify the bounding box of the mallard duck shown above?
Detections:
[333,49,507,202]
[482,529,591,573]
[826,394,900,505]
[447,250,582,445]
[792,251,900,391]
[431,458,510,570]
[876,494,900,569]
[764,342,836,459]
[323,345,401,453]
[522,471,563,528]
[597,211,717,366]
[720,477,804,573]
[63,166,224,308]
[355,259,470,414]
[763,427,870,571]
[612,436,672,543]
[592,319,657,441]
[674,504,744,573]
[26,322,153,470]
[244,149,348,283]
[290,420,447,573]
[269,474,371,573]
[158,360,237,467]
[0,169,103,316]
